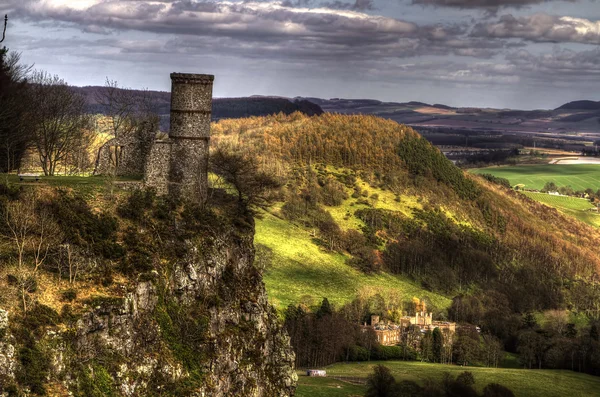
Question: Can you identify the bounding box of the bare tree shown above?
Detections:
[95,78,158,170]
[1,14,7,43]
[96,78,137,141]
[29,71,91,176]
[63,129,95,175]
[210,144,282,210]
[2,192,58,314]
[0,50,33,178]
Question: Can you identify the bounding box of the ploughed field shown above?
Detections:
[471,164,600,191]
[295,361,600,397]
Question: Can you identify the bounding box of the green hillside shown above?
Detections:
[257,181,451,311]
[212,114,600,316]
[296,361,600,397]
[471,164,600,191]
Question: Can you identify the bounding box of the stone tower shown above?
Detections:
[168,73,214,203]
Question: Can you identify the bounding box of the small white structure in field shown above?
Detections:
[307,369,327,377]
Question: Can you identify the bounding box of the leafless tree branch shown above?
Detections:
[0,15,7,44]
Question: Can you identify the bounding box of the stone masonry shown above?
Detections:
[144,73,214,204]
[96,72,215,204]
[167,73,213,203]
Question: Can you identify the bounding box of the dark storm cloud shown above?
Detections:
[280,0,374,10]
[505,47,600,78]
[322,0,376,11]
[10,1,416,42]
[6,0,600,108]
[473,13,600,44]
[411,0,575,9]
[7,0,513,61]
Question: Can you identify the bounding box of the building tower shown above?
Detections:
[168,73,214,203]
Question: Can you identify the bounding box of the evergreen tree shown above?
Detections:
[365,365,398,397]
[432,327,443,363]
[316,297,332,318]
[0,48,32,173]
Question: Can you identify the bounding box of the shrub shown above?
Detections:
[365,365,397,397]
[347,345,369,361]
[120,227,153,275]
[483,383,515,397]
[456,371,475,387]
[76,364,115,397]
[117,189,155,221]
[45,191,123,260]
[342,229,368,254]
[61,289,77,302]
[396,380,422,397]
[22,304,60,334]
[320,179,348,206]
[479,173,511,189]
[348,246,379,273]
[17,344,49,395]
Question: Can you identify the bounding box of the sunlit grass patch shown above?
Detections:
[257,211,450,311]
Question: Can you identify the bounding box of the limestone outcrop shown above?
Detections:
[0,216,296,396]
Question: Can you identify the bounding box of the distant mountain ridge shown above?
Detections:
[73,86,323,129]
[73,84,599,134]
[556,100,600,111]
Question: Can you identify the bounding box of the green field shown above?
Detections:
[519,192,600,227]
[296,361,600,397]
[521,191,595,210]
[471,164,600,191]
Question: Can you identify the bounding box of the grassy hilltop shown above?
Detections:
[212,113,600,316]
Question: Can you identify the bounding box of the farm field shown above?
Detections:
[471,164,600,191]
[296,361,600,397]
[520,192,600,227]
[521,191,595,211]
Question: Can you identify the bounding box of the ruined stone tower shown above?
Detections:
[168,73,214,203]
[96,72,214,203]
[143,73,214,203]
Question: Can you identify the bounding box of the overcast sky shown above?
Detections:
[2,0,600,109]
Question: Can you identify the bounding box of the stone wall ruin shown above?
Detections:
[95,72,214,204]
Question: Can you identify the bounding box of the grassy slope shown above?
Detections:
[471,164,600,191]
[258,176,450,311]
[296,361,600,397]
[296,376,363,397]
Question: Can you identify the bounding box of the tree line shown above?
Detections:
[0,48,158,176]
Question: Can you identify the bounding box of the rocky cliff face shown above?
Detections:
[0,205,296,396]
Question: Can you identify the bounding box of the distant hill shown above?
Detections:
[73,86,323,129]
[556,100,600,110]
[212,113,600,315]
[212,97,322,120]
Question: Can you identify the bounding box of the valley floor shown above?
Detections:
[296,360,600,397]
